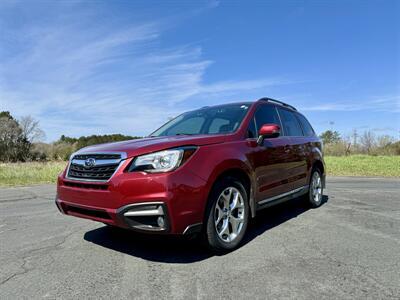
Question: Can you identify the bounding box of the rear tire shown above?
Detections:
[204,177,249,253]
[305,168,323,208]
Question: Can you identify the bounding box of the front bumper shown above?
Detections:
[56,199,171,232]
[56,160,208,234]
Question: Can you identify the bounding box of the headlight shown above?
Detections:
[128,147,197,173]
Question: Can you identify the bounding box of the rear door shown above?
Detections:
[276,107,308,190]
[296,112,319,186]
[246,104,294,203]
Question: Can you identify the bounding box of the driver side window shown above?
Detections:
[247,104,281,138]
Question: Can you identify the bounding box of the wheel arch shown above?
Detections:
[312,159,326,188]
[313,159,324,173]
[204,164,256,222]
[310,145,326,188]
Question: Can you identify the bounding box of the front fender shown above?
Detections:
[185,141,257,217]
[310,145,326,187]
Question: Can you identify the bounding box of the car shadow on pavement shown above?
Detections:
[83,195,328,263]
[242,195,329,246]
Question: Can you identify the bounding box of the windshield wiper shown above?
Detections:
[175,133,195,136]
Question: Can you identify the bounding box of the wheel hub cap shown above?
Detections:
[214,187,245,243]
[311,172,322,204]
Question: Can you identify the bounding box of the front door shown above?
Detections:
[246,104,294,203]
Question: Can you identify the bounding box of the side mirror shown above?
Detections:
[257,123,280,145]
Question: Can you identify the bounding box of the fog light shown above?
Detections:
[157,216,165,228]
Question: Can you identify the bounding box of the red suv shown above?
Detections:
[56,98,325,252]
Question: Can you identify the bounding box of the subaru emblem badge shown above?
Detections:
[84,158,96,168]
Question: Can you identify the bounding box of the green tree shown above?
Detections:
[319,130,341,144]
[0,111,31,161]
[0,111,13,119]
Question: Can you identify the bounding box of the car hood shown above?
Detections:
[75,134,227,158]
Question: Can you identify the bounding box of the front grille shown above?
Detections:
[73,154,121,160]
[68,164,118,180]
[67,152,125,181]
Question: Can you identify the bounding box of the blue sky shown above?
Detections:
[0,0,399,141]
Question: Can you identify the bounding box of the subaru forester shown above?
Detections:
[56,97,325,252]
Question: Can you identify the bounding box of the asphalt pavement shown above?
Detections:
[0,177,399,299]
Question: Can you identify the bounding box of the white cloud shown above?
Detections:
[0,4,288,141]
[301,96,400,112]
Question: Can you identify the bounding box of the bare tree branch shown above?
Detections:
[19,116,46,143]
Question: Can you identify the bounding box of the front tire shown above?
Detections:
[204,177,249,253]
[306,168,324,208]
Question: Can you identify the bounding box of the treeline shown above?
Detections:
[0,111,141,162]
[57,134,141,148]
[0,111,44,162]
[320,130,400,156]
[32,133,141,161]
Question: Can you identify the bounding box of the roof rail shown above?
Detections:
[258,97,297,111]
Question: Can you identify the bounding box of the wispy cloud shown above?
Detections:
[0,2,286,140]
[301,96,400,112]
[371,127,399,133]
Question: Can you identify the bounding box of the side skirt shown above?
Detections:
[256,185,309,211]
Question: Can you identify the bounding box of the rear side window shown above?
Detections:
[253,104,281,132]
[296,113,315,136]
[277,108,303,137]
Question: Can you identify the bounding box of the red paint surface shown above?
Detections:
[56,100,325,234]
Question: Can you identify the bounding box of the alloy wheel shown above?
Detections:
[214,187,245,243]
[311,171,322,204]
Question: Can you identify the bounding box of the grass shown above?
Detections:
[0,161,67,186]
[0,155,398,186]
[325,155,400,177]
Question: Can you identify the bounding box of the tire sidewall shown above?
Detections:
[308,168,323,208]
[204,176,249,252]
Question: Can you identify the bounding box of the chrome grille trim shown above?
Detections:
[71,159,121,166]
[66,152,128,182]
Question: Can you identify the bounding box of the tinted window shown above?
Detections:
[296,113,315,136]
[253,105,281,132]
[150,103,250,137]
[277,108,303,136]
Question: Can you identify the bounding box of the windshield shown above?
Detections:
[150,103,251,137]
